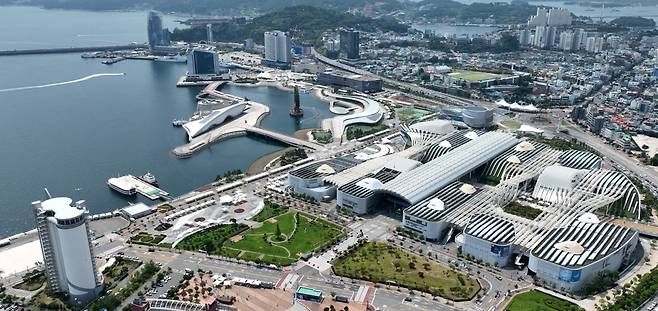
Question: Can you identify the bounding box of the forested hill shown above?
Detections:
[170,6,409,45]
[0,0,404,14]
[416,0,540,24]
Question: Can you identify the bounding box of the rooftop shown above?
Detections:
[39,197,85,220]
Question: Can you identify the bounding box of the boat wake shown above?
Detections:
[0,73,125,93]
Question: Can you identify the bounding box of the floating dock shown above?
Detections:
[113,175,169,200]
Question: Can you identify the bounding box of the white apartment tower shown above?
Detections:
[264,30,291,64]
[33,197,102,304]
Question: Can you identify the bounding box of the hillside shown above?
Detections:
[170,5,409,45]
[0,0,404,14]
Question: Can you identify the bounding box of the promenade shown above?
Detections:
[0,44,148,56]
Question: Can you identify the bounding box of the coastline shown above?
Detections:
[246,128,318,175]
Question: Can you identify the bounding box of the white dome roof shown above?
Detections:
[553,240,585,255]
[459,183,476,194]
[578,212,600,224]
[427,198,445,211]
[514,141,535,152]
[410,120,454,135]
[507,155,521,164]
[315,164,336,174]
[439,140,452,148]
[356,178,384,190]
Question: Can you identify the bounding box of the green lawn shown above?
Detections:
[506,290,582,311]
[175,223,249,253]
[398,107,433,123]
[333,242,480,301]
[450,70,503,83]
[345,123,390,140]
[224,212,343,265]
[251,201,289,223]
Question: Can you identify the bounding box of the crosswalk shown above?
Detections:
[276,272,302,290]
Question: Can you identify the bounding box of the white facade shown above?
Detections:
[529,219,638,292]
[33,197,101,304]
[264,31,291,64]
[528,8,572,27]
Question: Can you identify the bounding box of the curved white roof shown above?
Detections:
[535,165,586,191]
[439,140,452,148]
[40,197,85,220]
[356,178,384,191]
[315,164,336,174]
[381,132,519,205]
[183,102,246,139]
[532,165,587,203]
[410,120,454,136]
[330,94,384,139]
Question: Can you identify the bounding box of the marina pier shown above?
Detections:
[0,44,148,56]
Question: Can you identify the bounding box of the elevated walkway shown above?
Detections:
[241,125,323,150]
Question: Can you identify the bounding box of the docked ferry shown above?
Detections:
[107,177,137,196]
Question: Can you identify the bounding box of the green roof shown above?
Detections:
[296,287,322,297]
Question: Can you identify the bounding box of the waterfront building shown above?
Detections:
[187,49,223,77]
[339,29,360,60]
[147,11,170,50]
[33,197,102,304]
[263,30,291,69]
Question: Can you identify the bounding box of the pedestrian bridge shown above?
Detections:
[241,125,323,150]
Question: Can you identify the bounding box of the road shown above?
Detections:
[564,121,658,188]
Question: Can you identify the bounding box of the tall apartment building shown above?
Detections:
[263,30,291,69]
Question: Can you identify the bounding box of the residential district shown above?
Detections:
[5,3,658,311]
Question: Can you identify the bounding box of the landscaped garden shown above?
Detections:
[333,242,480,301]
[130,232,166,246]
[251,201,288,223]
[223,211,343,266]
[505,290,582,311]
[503,201,542,220]
[12,270,46,291]
[101,256,141,288]
[345,123,389,140]
[174,210,342,266]
[311,130,333,144]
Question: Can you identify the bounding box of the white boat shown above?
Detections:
[107,177,137,196]
[154,54,187,63]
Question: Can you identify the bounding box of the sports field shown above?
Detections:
[223,211,343,266]
[449,70,505,83]
[505,290,582,311]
